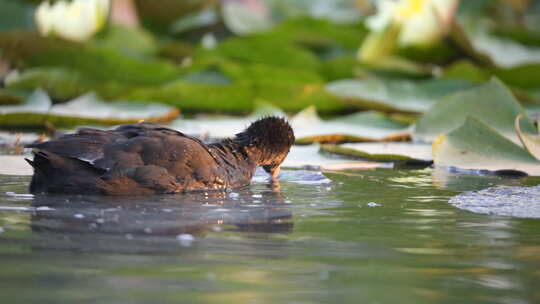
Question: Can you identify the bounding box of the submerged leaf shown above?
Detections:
[326,77,473,113]
[433,117,540,176]
[414,78,536,143]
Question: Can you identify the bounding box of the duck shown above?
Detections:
[26,116,295,195]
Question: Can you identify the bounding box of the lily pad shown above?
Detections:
[207,35,320,70]
[221,0,273,35]
[494,64,540,90]
[326,77,474,113]
[0,0,34,30]
[170,102,285,139]
[291,107,411,144]
[414,78,536,143]
[172,104,409,144]
[92,25,159,57]
[320,143,432,165]
[472,33,540,68]
[515,114,540,161]
[269,17,366,51]
[0,90,179,128]
[5,67,117,100]
[124,62,348,114]
[283,145,392,171]
[432,117,540,176]
[0,155,32,176]
[0,88,26,105]
[0,31,182,86]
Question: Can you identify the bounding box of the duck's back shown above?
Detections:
[27,123,243,195]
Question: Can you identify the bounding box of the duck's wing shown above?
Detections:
[27,127,125,166]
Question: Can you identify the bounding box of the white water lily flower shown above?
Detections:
[35,0,110,42]
[366,0,458,47]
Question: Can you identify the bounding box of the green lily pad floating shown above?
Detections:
[206,34,320,70]
[291,107,411,144]
[116,54,347,114]
[515,114,540,161]
[433,117,540,176]
[326,77,474,113]
[5,67,123,101]
[472,33,540,68]
[320,142,432,166]
[0,90,179,128]
[414,78,536,143]
[0,88,26,105]
[0,31,182,86]
[92,25,158,57]
[443,60,540,92]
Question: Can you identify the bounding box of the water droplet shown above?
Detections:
[367,202,381,207]
[177,233,195,247]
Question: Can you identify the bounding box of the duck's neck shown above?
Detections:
[208,140,259,186]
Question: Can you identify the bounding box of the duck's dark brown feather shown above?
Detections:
[27,118,294,195]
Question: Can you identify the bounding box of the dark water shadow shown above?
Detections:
[27,180,294,252]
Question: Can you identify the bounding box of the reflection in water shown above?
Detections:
[1,168,540,303]
[29,183,293,252]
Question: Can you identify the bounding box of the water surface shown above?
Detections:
[0,168,539,304]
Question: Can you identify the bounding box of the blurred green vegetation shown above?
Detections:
[1,0,540,173]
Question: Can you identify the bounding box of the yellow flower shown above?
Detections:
[35,0,110,42]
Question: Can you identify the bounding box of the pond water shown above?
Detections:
[0,168,539,304]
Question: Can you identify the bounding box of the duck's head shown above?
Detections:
[235,116,295,179]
